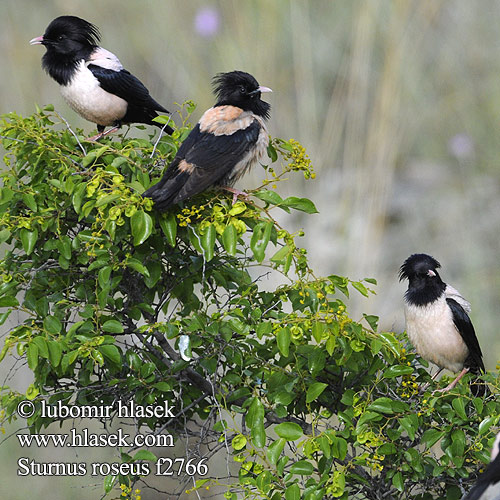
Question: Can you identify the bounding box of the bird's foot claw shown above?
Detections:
[86,126,119,142]
[221,186,249,205]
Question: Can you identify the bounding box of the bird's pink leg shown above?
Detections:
[434,367,469,394]
[221,186,249,204]
[87,126,120,142]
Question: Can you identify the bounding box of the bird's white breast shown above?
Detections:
[228,114,269,183]
[404,291,469,372]
[59,60,127,126]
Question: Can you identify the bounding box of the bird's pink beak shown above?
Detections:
[258,86,272,93]
[29,35,44,46]
[427,270,436,277]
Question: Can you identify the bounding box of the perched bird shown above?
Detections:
[399,253,485,396]
[464,432,500,500]
[143,70,271,210]
[30,15,172,139]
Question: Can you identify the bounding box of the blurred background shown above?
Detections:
[2,0,500,497]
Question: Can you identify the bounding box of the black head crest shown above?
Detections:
[212,71,271,119]
[44,16,101,49]
[399,253,441,282]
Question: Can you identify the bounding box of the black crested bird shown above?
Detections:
[399,253,485,396]
[464,432,500,500]
[143,70,271,210]
[30,15,172,139]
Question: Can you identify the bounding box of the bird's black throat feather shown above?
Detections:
[404,276,446,306]
[42,52,83,86]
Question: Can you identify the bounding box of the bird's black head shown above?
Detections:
[35,16,100,56]
[399,253,446,306]
[212,71,271,119]
[31,16,100,84]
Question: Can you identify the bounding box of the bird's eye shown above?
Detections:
[57,35,65,41]
[239,86,246,94]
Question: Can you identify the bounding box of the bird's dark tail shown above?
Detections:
[151,118,174,135]
[469,375,488,398]
[124,105,174,134]
[143,172,189,211]
[468,365,487,397]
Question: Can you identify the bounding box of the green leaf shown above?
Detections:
[392,471,404,492]
[98,266,112,289]
[200,224,216,261]
[47,341,63,367]
[332,436,348,461]
[306,382,327,403]
[246,397,265,429]
[399,414,419,440]
[377,332,401,356]
[222,224,238,256]
[281,196,318,214]
[253,190,285,207]
[153,382,171,392]
[285,483,301,500]
[132,450,157,461]
[451,398,467,420]
[368,397,400,414]
[126,258,150,277]
[32,337,49,358]
[275,422,303,441]
[251,420,266,448]
[351,281,368,297]
[289,460,313,475]
[159,213,177,246]
[451,429,465,457]
[95,193,120,208]
[0,229,11,244]
[421,429,445,448]
[232,434,247,451]
[312,322,324,343]
[56,235,72,259]
[103,474,116,494]
[43,315,62,334]
[27,343,39,370]
[20,228,38,255]
[98,345,121,365]
[101,320,124,334]
[266,438,286,465]
[22,193,37,211]
[267,143,278,162]
[72,184,86,214]
[250,221,273,262]
[276,327,291,357]
[0,296,19,308]
[0,310,11,328]
[131,209,153,246]
[479,415,497,435]
[383,364,414,378]
[82,151,96,167]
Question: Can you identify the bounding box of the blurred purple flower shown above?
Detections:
[448,133,475,160]
[194,6,220,38]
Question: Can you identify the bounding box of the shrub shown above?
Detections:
[0,106,498,499]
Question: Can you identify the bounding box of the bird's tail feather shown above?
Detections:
[469,368,488,397]
[143,172,189,211]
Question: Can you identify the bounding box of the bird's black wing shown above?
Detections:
[446,298,485,372]
[88,64,168,112]
[464,453,500,499]
[144,120,261,209]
